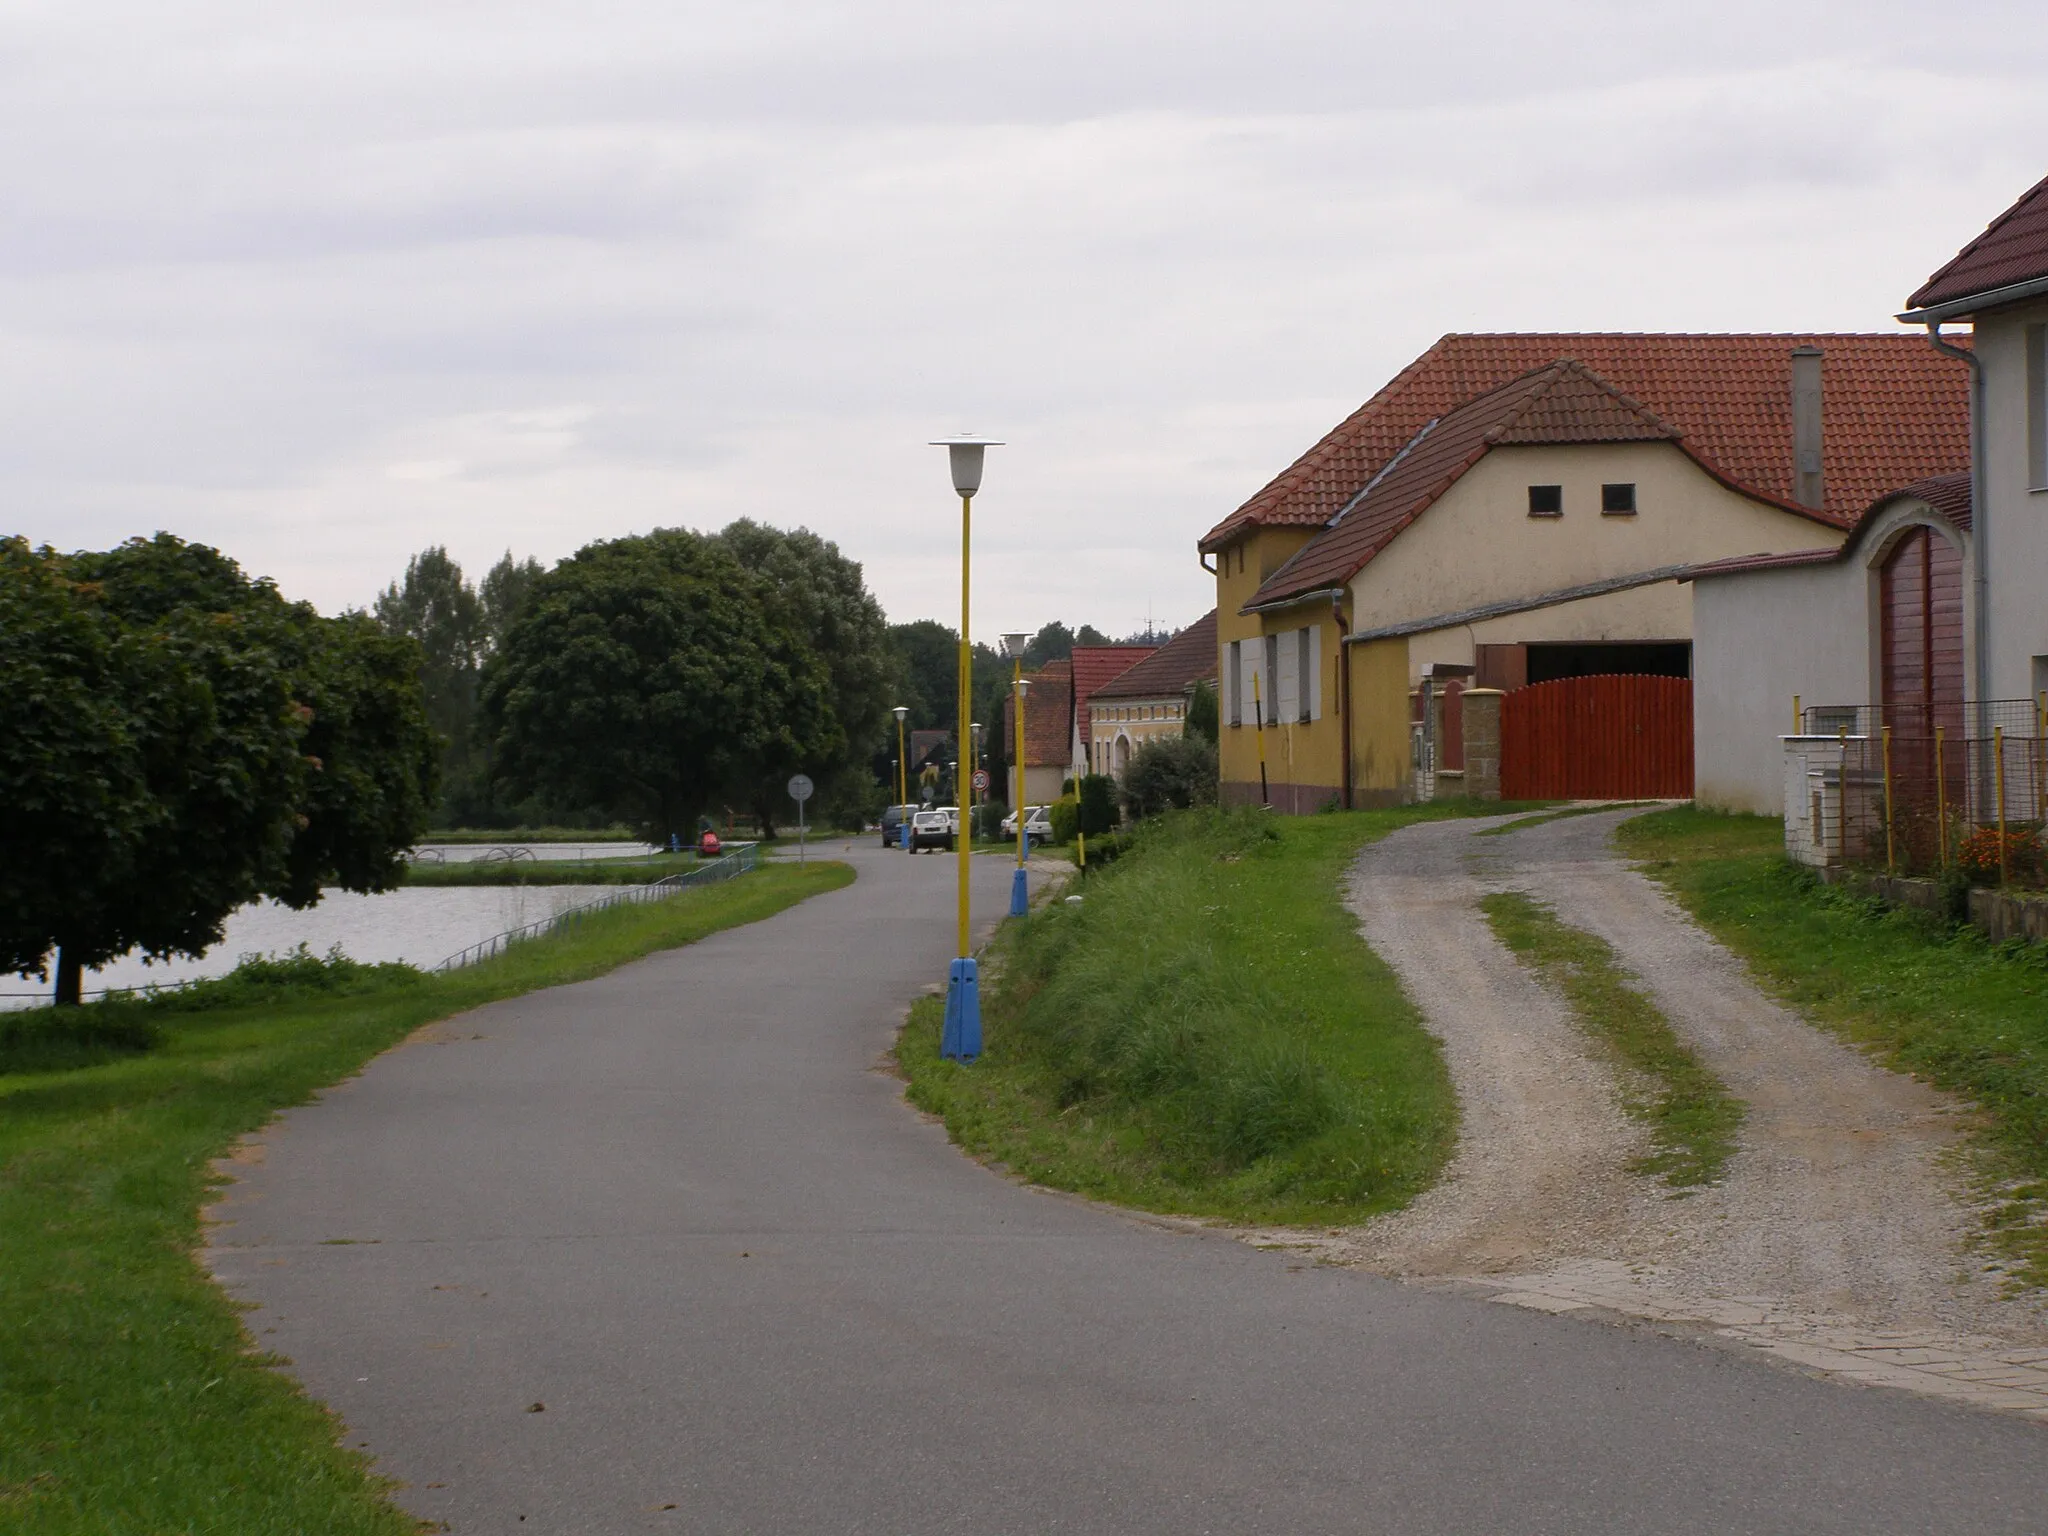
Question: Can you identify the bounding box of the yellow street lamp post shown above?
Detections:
[891,704,909,846]
[1001,633,1031,916]
[930,435,1000,1061]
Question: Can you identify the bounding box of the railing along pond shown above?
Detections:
[431,842,760,972]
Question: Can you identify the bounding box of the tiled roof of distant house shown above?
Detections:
[1247,361,1737,609]
[1092,611,1220,700]
[1199,332,1970,554]
[1907,173,2048,312]
[908,728,950,770]
[1685,471,1974,581]
[1010,659,1072,767]
[1070,644,1157,734]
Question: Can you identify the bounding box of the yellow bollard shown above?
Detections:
[1996,724,2009,885]
[1936,726,1948,868]
[1793,694,1802,733]
[1882,725,1895,875]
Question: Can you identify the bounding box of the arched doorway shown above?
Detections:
[1112,734,1132,775]
[1879,524,1964,737]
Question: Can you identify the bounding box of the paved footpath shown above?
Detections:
[211,842,2048,1534]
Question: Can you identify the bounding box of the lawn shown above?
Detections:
[0,859,852,1534]
[897,803,1539,1226]
[1619,807,2048,1281]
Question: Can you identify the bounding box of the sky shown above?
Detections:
[6,1,2047,642]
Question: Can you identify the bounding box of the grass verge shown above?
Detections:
[895,804,1537,1226]
[1619,806,2048,1282]
[1480,891,1742,1189]
[0,859,852,1534]
[1476,801,1652,837]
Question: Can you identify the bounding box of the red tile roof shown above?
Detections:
[1091,610,1220,700]
[1199,332,1969,553]
[1248,361,1718,608]
[1010,659,1073,768]
[1071,644,1157,738]
[1908,173,2048,312]
[1685,471,1973,582]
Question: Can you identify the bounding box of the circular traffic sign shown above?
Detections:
[786,774,814,803]
[971,769,990,792]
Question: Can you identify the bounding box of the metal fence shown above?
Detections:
[1792,706,2046,883]
[432,842,760,971]
[1799,699,2042,741]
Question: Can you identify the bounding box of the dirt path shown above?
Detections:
[1309,807,2048,1420]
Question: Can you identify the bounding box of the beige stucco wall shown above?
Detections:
[1346,441,1840,661]
[1405,582,1696,675]
[1968,304,2048,702]
[1688,500,1970,814]
[1089,695,1189,778]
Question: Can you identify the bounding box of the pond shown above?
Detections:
[411,842,655,864]
[3,885,620,1009]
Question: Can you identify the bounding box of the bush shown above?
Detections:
[1957,826,2046,887]
[1048,794,1080,844]
[1185,680,1218,746]
[1077,773,1119,836]
[1120,735,1219,821]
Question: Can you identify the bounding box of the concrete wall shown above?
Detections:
[1970,303,2048,701]
[1348,441,1837,642]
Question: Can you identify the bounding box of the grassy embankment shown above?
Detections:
[1619,806,2048,1281]
[1480,892,1742,1189]
[897,804,1541,1226]
[401,851,697,886]
[0,859,851,1535]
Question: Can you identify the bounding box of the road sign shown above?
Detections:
[971,769,990,792]
[786,774,814,803]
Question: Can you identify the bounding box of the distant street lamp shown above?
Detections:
[969,721,984,838]
[891,705,909,843]
[1002,632,1031,917]
[930,433,1001,1061]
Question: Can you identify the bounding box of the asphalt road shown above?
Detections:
[211,840,2048,1534]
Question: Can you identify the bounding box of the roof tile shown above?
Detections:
[1091,611,1219,700]
[1908,173,2048,311]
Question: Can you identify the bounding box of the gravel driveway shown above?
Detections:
[1315,807,2048,1419]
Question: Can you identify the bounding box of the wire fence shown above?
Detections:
[431,842,760,971]
[1792,704,2047,885]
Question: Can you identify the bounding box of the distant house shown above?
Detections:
[1004,659,1073,808]
[1688,170,2048,823]
[1085,611,1219,778]
[1201,333,1970,809]
[1069,643,1158,778]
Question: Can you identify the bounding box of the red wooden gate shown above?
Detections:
[1500,674,1694,800]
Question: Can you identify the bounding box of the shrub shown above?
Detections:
[1184,680,1218,746]
[1048,794,1080,844]
[1119,735,1220,821]
[1077,773,1119,836]
[1957,826,2046,887]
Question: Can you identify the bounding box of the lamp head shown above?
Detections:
[1014,675,1032,697]
[891,705,908,724]
[930,435,1003,498]
[1001,631,1029,658]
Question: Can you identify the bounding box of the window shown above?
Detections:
[1601,483,1637,515]
[1296,628,1312,723]
[1527,484,1562,517]
[1227,640,1242,725]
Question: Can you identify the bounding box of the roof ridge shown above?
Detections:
[1909,170,2048,310]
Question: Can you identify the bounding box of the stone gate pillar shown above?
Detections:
[1462,688,1503,801]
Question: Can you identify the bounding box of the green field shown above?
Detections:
[1620,807,2048,1283]
[897,804,1530,1226]
[0,860,851,1534]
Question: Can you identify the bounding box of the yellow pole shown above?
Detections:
[1882,724,1895,874]
[1996,724,2009,885]
[957,493,972,960]
[1252,670,1270,806]
[1837,725,1848,867]
[1793,694,1801,733]
[1936,726,1948,868]
[1015,658,1027,870]
[896,714,907,809]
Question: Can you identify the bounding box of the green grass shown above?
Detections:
[1479,891,1742,1189]
[1618,806,2048,1282]
[894,804,1535,1226]
[1476,801,1651,837]
[0,859,852,1534]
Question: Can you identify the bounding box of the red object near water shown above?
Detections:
[699,830,722,857]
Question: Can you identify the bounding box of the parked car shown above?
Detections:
[908,809,954,853]
[999,805,1055,846]
[879,804,917,848]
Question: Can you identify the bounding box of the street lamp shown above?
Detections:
[930,433,1002,1062]
[891,705,909,843]
[1002,632,1031,917]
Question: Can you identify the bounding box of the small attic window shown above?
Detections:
[1527,484,1563,518]
[1602,483,1637,515]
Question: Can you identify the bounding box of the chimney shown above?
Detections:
[1791,345,1824,509]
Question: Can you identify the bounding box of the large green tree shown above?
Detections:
[374,546,484,793]
[481,529,838,842]
[1,535,438,1003]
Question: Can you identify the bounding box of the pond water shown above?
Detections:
[411,842,655,864]
[4,885,619,1008]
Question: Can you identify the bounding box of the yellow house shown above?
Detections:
[1085,611,1218,778]
[1198,335,1970,808]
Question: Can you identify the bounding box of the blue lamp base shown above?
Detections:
[1009,865,1029,917]
[941,957,981,1061]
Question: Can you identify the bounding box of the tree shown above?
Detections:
[1077,773,1119,836]
[889,619,959,731]
[707,521,891,835]
[2,535,437,1004]
[374,546,484,796]
[480,551,545,654]
[1185,680,1219,746]
[481,530,837,843]
[1119,736,1220,821]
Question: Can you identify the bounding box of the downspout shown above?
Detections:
[1923,322,1989,716]
[1335,590,1353,809]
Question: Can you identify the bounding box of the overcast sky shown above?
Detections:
[6,2,2045,640]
